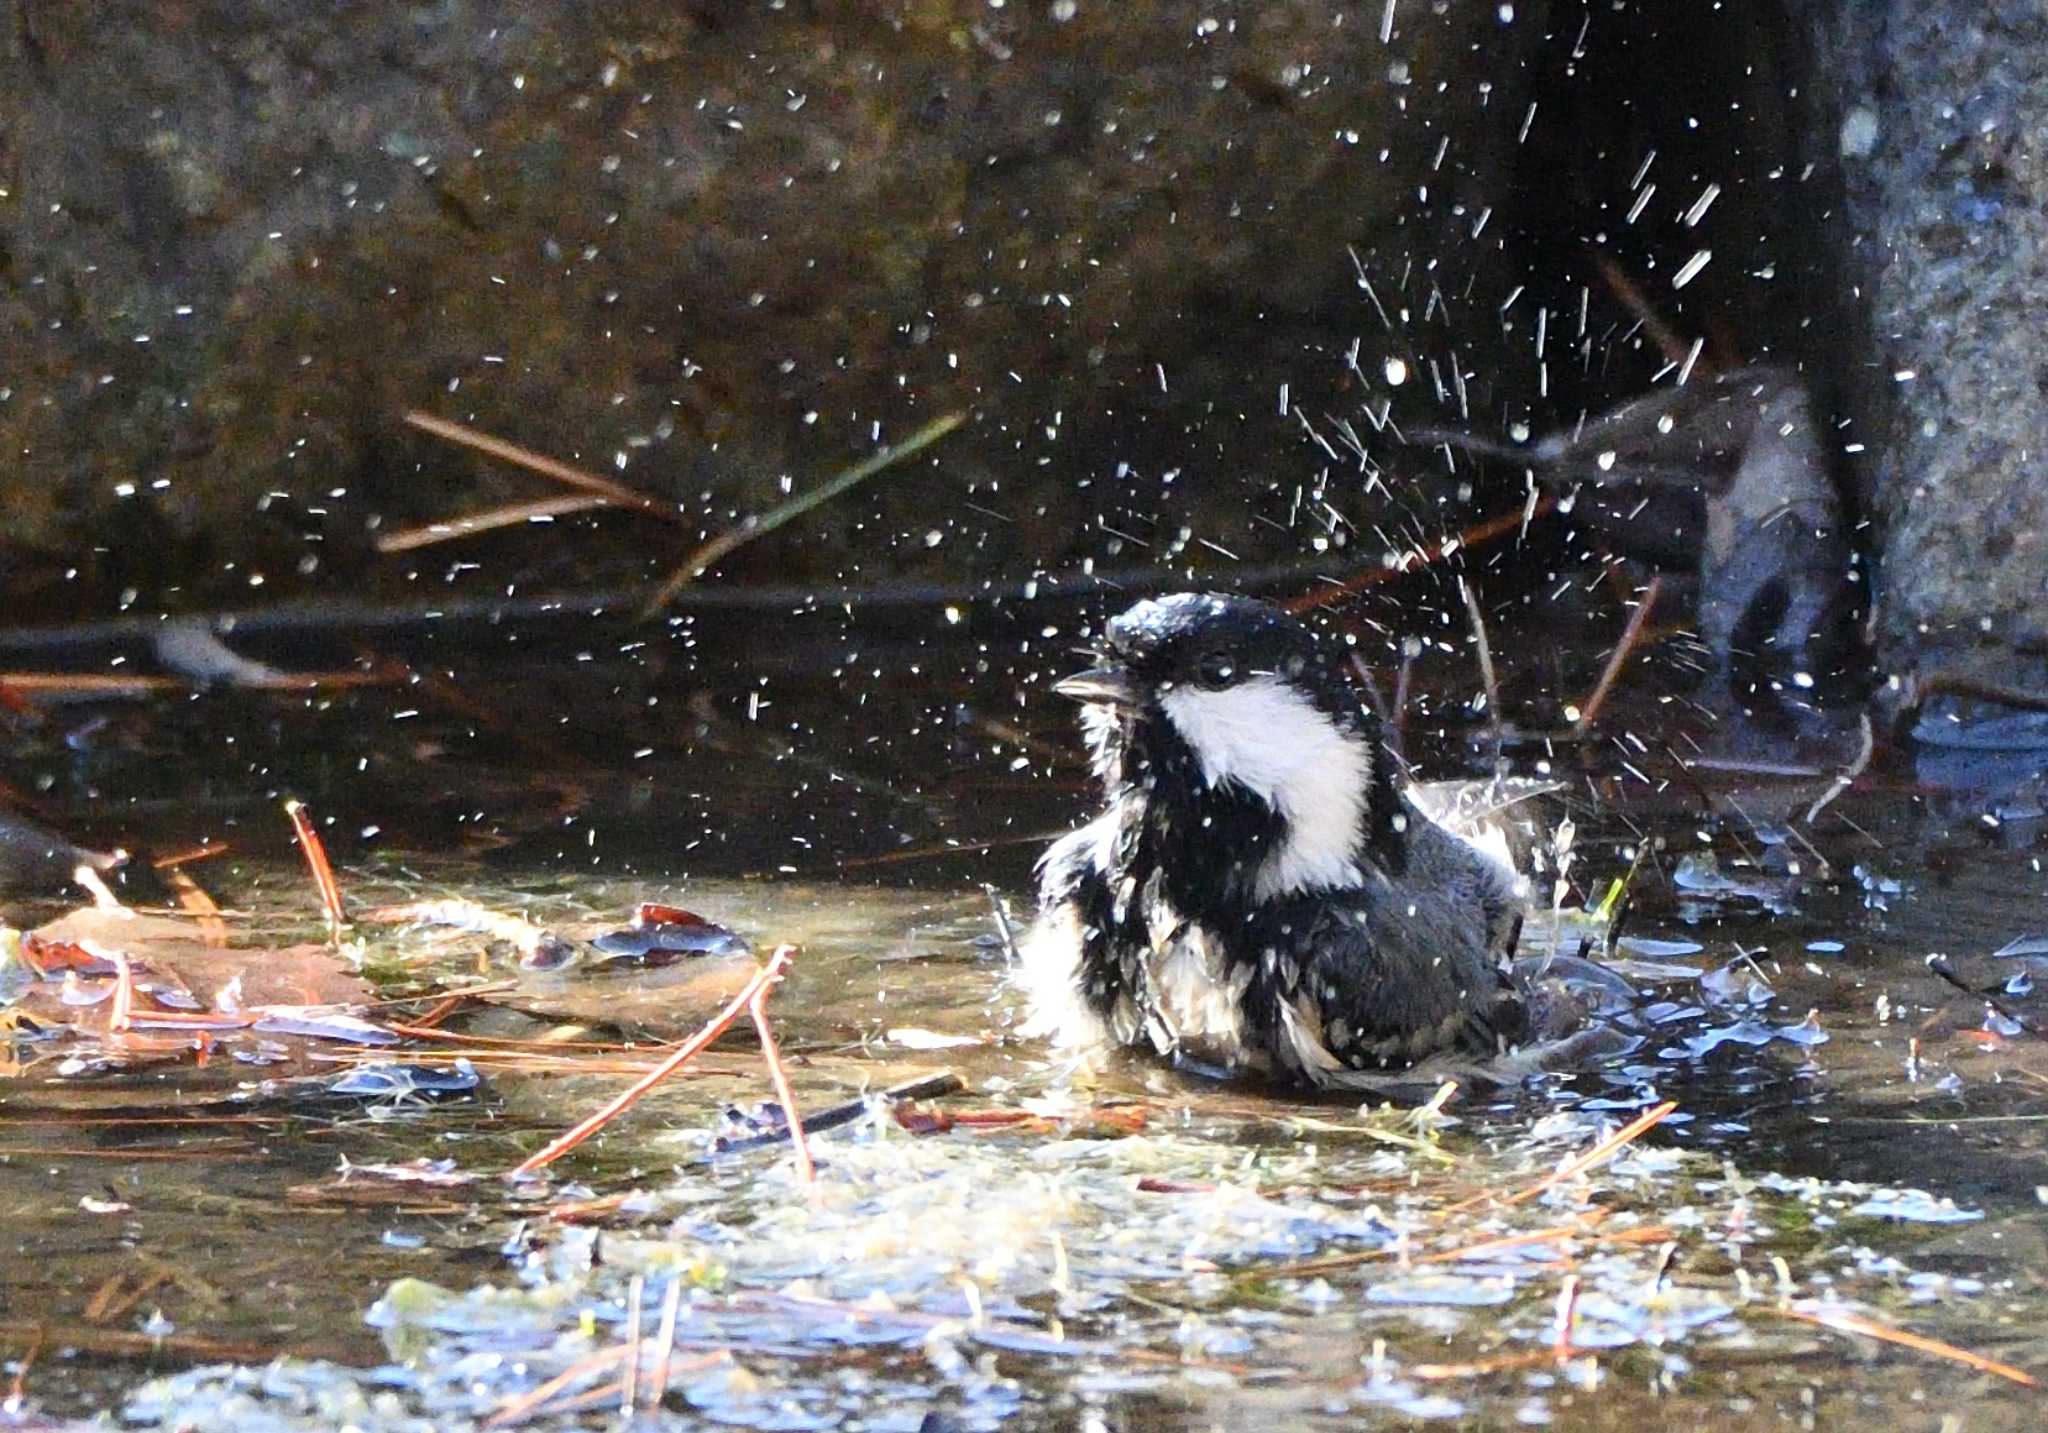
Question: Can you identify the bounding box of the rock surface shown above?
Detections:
[0,1,1540,609]
[1815,0,2048,693]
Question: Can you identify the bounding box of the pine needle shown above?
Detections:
[640,413,964,617]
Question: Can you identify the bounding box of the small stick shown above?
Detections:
[647,1276,685,1412]
[983,883,1021,963]
[283,799,348,935]
[1803,711,1873,824]
[620,1274,643,1413]
[403,992,473,1032]
[159,863,227,947]
[1770,1304,2037,1388]
[481,1344,634,1430]
[4,1326,42,1407]
[1551,1274,1582,1354]
[1458,576,1503,769]
[1440,1100,1678,1216]
[376,495,613,554]
[1412,1347,1582,1381]
[836,831,1053,870]
[1287,497,1557,614]
[1907,670,2048,714]
[641,412,965,617]
[1592,251,1705,373]
[1573,575,1662,734]
[1389,646,1415,762]
[510,945,795,1176]
[107,952,135,1034]
[402,411,684,524]
[747,975,815,1186]
[150,842,230,869]
[1347,652,1391,722]
[1924,954,2043,1036]
[0,671,394,698]
[709,1073,967,1155]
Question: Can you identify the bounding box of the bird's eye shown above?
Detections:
[1194,650,1238,689]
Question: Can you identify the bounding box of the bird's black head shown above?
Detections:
[1055,593,1369,733]
[1054,594,1402,898]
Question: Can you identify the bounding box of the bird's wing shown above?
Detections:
[1242,893,1518,1080]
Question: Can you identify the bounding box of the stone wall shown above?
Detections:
[0,1,1541,610]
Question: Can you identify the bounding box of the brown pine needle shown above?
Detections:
[376,495,614,554]
[1551,1273,1581,1354]
[481,1343,634,1430]
[1593,251,1704,373]
[107,952,135,1033]
[1253,1218,1675,1282]
[748,978,815,1186]
[4,1325,41,1406]
[402,411,684,524]
[1573,575,1663,733]
[1772,1304,2038,1388]
[1412,1346,1586,1381]
[1439,1101,1678,1217]
[620,1274,644,1413]
[640,412,965,618]
[159,863,227,947]
[284,799,348,934]
[0,671,396,698]
[1288,497,1558,615]
[647,1276,686,1412]
[150,842,230,869]
[510,945,796,1176]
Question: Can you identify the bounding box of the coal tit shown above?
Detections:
[1019,593,1533,1086]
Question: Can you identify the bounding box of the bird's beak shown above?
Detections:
[1052,665,1141,706]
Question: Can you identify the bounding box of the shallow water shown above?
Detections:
[4,629,2048,1429]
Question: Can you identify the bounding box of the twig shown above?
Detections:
[709,1073,966,1155]
[510,945,795,1176]
[835,831,1055,870]
[1287,498,1556,615]
[1803,712,1874,824]
[0,1319,295,1363]
[283,799,348,936]
[1573,575,1663,734]
[1389,647,1414,761]
[159,863,227,947]
[984,883,1022,963]
[107,952,136,1034]
[1907,670,2048,715]
[0,540,1578,659]
[1412,1346,1585,1381]
[402,411,684,524]
[1254,1219,1673,1282]
[620,1275,643,1413]
[376,495,613,554]
[1439,1101,1678,1216]
[1592,252,1705,373]
[481,1343,634,1430]
[1770,1304,2037,1388]
[647,1276,685,1412]
[1458,576,1503,769]
[4,1326,42,1406]
[1924,954,2043,1036]
[149,842,231,869]
[747,973,815,1186]
[1551,1274,1581,1354]
[640,412,965,617]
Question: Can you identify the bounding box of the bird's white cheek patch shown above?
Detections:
[1158,677,1372,898]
